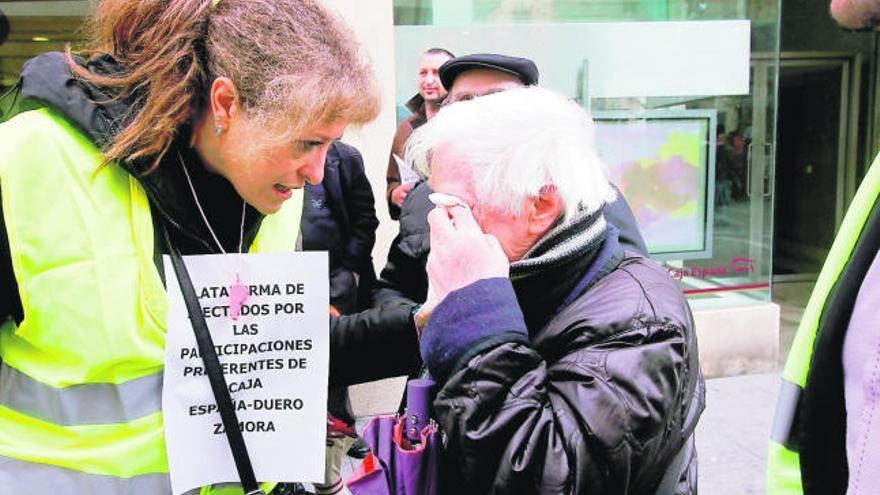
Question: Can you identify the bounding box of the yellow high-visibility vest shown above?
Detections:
[0,107,302,494]
[767,152,880,494]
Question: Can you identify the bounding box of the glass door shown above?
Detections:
[771,54,862,280]
[392,0,782,309]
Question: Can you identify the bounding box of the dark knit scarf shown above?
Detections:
[509,205,608,332]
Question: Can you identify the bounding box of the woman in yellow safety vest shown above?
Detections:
[0,1,421,494]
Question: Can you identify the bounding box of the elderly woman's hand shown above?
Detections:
[425,204,509,303]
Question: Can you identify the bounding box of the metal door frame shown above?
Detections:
[756,51,863,282]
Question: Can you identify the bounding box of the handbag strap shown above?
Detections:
[165,234,264,495]
[653,435,691,495]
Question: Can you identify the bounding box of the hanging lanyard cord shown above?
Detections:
[178,151,246,254]
[164,227,264,495]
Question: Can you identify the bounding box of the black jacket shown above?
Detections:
[303,141,379,313]
[422,242,704,494]
[0,52,420,387]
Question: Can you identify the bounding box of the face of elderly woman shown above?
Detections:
[194,78,347,214]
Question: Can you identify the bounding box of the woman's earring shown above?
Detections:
[215,124,224,137]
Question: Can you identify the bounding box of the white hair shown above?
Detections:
[405,86,616,221]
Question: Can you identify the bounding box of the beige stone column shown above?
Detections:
[322,0,399,276]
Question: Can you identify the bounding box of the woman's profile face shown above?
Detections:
[211,117,348,214]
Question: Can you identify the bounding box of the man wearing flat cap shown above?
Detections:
[438,53,539,102]
[373,52,647,308]
[409,86,703,493]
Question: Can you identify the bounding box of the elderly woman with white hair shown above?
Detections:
[409,87,705,494]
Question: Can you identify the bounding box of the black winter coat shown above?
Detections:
[431,252,704,494]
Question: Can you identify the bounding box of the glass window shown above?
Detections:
[393,0,780,309]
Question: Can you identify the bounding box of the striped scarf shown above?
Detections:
[509,205,609,332]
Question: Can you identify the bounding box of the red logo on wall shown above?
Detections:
[666,257,756,280]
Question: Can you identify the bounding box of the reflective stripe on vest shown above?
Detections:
[0,455,172,494]
[0,456,276,495]
[0,361,162,425]
[769,379,801,449]
[0,108,301,493]
[766,153,880,494]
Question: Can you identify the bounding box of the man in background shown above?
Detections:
[385,48,454,220]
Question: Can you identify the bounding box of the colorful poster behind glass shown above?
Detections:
[593,110,716,259]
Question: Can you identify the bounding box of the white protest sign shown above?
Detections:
[162,252,328,495]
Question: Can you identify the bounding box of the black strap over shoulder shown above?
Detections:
[165,230,264,495]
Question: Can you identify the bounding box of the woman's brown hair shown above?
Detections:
[68,0,379,172]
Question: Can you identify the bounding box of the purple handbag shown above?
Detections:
[346,379,440,495]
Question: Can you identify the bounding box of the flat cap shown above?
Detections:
[439,53,539,90]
